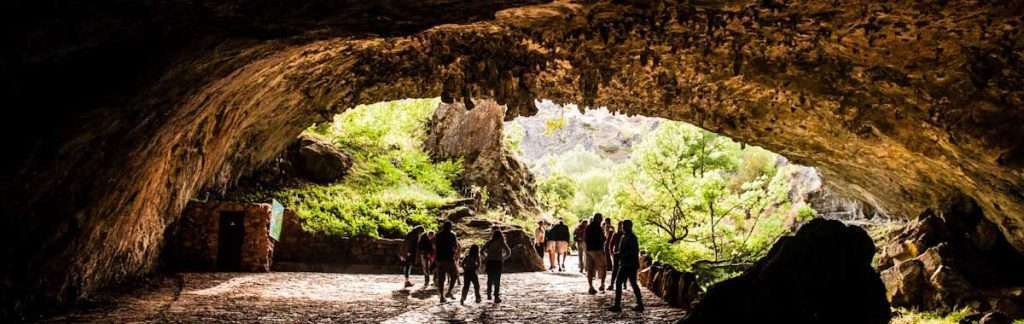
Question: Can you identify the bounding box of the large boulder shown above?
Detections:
[293,135,352,183]
[881,259,927,306]
[452,219,544,273]
[501,227,545,272]
[216,134,352,200]
[679,218,891,324]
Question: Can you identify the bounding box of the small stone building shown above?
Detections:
[168,201,275,272]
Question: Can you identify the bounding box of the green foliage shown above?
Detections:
[892,308,973,324]
[504,121,525,155]
[262,98,461,238]
[533,146,617,222]
[528,120,804,287]
[611,122,796,286]
[537,173,577,221]
[544,116,567,136]
[797,204,817,222]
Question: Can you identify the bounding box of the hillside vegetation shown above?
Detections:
[251,99,461,238]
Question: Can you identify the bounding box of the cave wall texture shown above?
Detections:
[2,0,1023,318]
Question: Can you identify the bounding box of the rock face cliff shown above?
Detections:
[511,102,662,168]
[425,100,541,218]
[4,0,1024,319]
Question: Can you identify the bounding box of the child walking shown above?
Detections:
[482,229,512,303]
[460,245,482,305]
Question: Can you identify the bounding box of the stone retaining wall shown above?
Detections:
[272,210,405,272]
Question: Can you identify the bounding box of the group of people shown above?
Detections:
[400,221,512,304]
[533,219,571,272]
[533,213,644,312]
[581,213,644,312]
[399,214,643,313]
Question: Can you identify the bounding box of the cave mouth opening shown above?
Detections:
[186,96,1024,322]
[176,96,905,297]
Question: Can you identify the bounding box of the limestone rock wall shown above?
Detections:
[876,197,1024,317]
[424,100,541,217]
[4,0,1024,318]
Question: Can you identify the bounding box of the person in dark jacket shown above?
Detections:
[482,229,512,303]
[401,226,425,288]
[460,244,482,305]
[609,220,643,312]
[434,221,460,303]
[545,225,557,270]
[417,231,436,288]
[606,221,624,290]
[550,220,571,272]
[585,213,607,294]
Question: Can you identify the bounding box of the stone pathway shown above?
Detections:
[43,258,685,323]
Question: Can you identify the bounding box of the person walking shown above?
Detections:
[609,220,644,312]
[401,226,425,288]
[482,228,512,303]
[434,221,460,303]
[551,220,571,272]
[602,219,614,270]
[533,220,546,261]
[573,220,588,273]
[460,244,482,305]
[585,213,607,294]
[418,231,436,288]
[606,221,624,291]
[545,223,557,271]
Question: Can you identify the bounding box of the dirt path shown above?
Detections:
[44,258,685,323]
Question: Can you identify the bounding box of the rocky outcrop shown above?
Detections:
[5,0,1024,319]
[425,100,541,218]
[876,197,1024,318]
[217,134,351,201]
[783,163,885,221]
[453,216,545,273]
[293,135,352,184]
[680,218,891,324]
[511,103,661,170]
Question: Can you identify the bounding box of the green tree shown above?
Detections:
[538,173,576,219]
[610,122,792,284]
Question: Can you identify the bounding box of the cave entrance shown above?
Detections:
[217,211,246,271]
